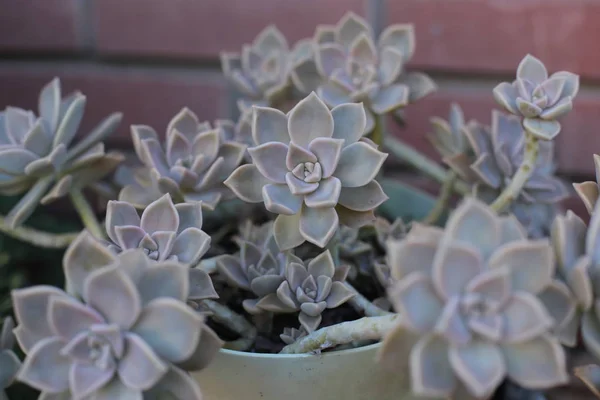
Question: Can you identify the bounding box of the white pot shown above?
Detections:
[192,342,410,400]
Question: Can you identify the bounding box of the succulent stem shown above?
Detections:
[422,170,457,225]
[490,131,539,212]
[345,282,392,317]
[370,114,384,148]
[0,215,79,248]
[69,189,105,240]
[383,136,470,196]
[280,314,400,354]
[203,299,257,352]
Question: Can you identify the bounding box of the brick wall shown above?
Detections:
[0,0,598,184]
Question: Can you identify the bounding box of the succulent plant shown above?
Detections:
[217,240,286,314]
[64,230,218,306]
[0,317,20,398]
[290,12,435,133]
[378,198,569,399]
[574,154,600,214]
[428,103,478,181]
[0,78,122,227]
[12,249,223,399]
[493,54,579,140]
[254,250,354,332]
[221,26,309,111]
[225,92,388,250]
[546,210,592,346]
[216,109,253,161]
[120,107,246,210]
[338,225,371,258]
[105,194,211,266]
[280,326,308,345]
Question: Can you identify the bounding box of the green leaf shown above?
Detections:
[378,177,442,223]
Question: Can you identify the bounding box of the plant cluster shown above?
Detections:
[1,10,599,400]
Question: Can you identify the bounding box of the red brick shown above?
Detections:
[93,0,365,59]
[0,65,226,145]
[389,0,600,79]
[394,82,600,176]
[0,0,81,52]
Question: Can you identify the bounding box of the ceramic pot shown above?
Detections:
[193,342,410,400]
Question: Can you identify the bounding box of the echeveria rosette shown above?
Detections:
[254,250,354,332]
[120,107,246,210]
[547,211,593,346]
[12,252,223,399]
[378,198,569,399]
[428,103,478,182]
[0,317,21,398]
[493,54,579,140]
[225,93,389,250]
[0,78,122,226]
[105,194,211,266]
[64,230,218,307]
[574,154,600,214]
[294,12,435,133]
[217,240,287,314]
[221,25,309,112]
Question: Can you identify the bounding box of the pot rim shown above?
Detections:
[218,341,382,359]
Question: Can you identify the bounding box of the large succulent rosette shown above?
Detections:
[225,92,388,250]
[378,198,570,399]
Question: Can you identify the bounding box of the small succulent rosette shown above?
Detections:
[291,12,435,133]
[120,107,246,210]
[105,194,211,267]
[221,25,309,112]
[225,92,388,250]
[378,198,571,399]
[574,154,600,214]
[253,250,354,333]
[427,103,479,182]
[0,78,122,227]
[0,317,21,397]
[493,54,579,140]
[12,249,222,399]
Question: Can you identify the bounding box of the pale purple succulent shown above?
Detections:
[255,250,354,332]
[215,109,253,161]
[217,240,286,314]
[280,326,308,345]
[12,250,223,399]
[0,317,21,398]
[120,107,246,210]
[105,194,211,266]
[574,154,600,214]
[221,26,309,112]
[291,12,435,133]
[338,225,371,258]
[0,78,122,227]
[428,103,478,181]
[546,210,592,346]
[225,92,388,250]
[493,54,579,140]
[378,198,569,399]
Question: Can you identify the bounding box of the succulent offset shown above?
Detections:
[493,54,579,140]
[378,198,570,399]
[254,250,354,332]
[105,194,211,266]
[225,92,388,250]
[0,78,122,227]
[12,250,222,399]
[0,317,21,398]
[292,12,435,133]
[120,108,246,210]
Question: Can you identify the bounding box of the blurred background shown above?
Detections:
[0,0,596,214]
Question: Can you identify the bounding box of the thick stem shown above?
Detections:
[490,131,539,212]
[384,136,470,196]
[280,314,400,354]
[345,282,392,317]
[0,215,78,248]
[369,114,384,148]
[203,299,257,352]
[69,189,105,240]
[422,171,457,225]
